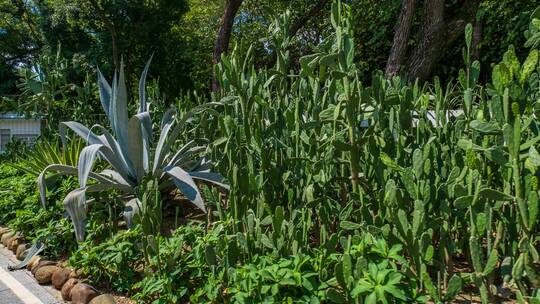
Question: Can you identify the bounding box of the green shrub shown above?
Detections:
[69,228,144,293]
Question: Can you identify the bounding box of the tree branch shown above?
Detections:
[212,0,244,92]
[288,0,330,37]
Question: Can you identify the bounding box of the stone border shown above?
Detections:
[0,227,117,304]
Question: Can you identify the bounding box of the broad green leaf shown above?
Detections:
[444,275,463,301]
[478,188,514,201]
[465,23,473,49]
[470,120,501,134]
[380,152,403,172]
[483,249,498,276]
[340,221,362,230]
[503,47,520,79]
[342,254,352,282]
[326,288,346,303]
[469,235,483,273]
[454,195,474,209]
[529,191,539,231]
[520,49,539,84]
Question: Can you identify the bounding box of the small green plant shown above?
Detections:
[225,254,325,303]
[326,236,423,304]
[12,138,85,176]
[69,228,144,293]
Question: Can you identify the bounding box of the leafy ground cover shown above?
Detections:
[1,2,540,303]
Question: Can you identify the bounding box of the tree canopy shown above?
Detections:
[1,0,538,107]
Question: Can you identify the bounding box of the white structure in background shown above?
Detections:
[0,113,42,153]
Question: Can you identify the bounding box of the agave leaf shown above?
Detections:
[167,141,203,167]
[78,144,103,187]
[64,184,113,242]
[171,146,207,168]
[60,121,101,146]
[189,171,230,191]
[38,164,116,208]
[115,60,129,155]
[8,241,45,271]
[109,70,118,131]
[190,157,213,172]
[158,102,224,172]
[164,165,205,212]
[128,114,149,181]
[93,125,135,182]
[153,108,177,175]
[78,144,130,188]
[97,67,111,117]
[100,169,131,187]
[124,198,141,229]
[134,112,152,171]
[139,55,154,113]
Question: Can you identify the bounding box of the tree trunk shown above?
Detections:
[385,0,417,78]
[88,0,119,69]
[404,0,482,81]
[405,0,446,81]
[212,0,244,92]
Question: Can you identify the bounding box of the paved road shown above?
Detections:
[0,246,61,304]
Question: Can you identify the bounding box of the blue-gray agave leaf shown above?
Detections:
[97,67,111,117]
[164,166,205,212]
[139,55,153,114]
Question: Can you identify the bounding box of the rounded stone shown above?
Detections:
[61,278,79,301]
[6,233,22,251]
[17,248,29,261]
[1,231,14,246]
[35,265,60,284]
[89,294,117,304]
[70,283,99,304]
[0,227,11,238]
[51,268,71,290]
[15,243,29,260]
[31,260,56,275]
[27,256,41,270]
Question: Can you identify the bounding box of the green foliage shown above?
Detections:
[132,223,208,303]
[0,163,77,257]
[326,236,422,303]
[69,228,144,293]
[14,48,101,134]
[225,254,325,303]
[3,3,540,304]
[12,137,85,176]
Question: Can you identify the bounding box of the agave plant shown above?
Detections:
[38,59,228,241]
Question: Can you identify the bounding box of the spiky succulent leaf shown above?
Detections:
[124,198,141,229]
[189,171,230,191]
[97,67,112,117]
[164,166,205,212]
[139,55,153,113]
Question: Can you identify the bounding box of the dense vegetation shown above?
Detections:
[2,0,540,303]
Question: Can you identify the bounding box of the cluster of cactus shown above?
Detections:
[159,2,540,302]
